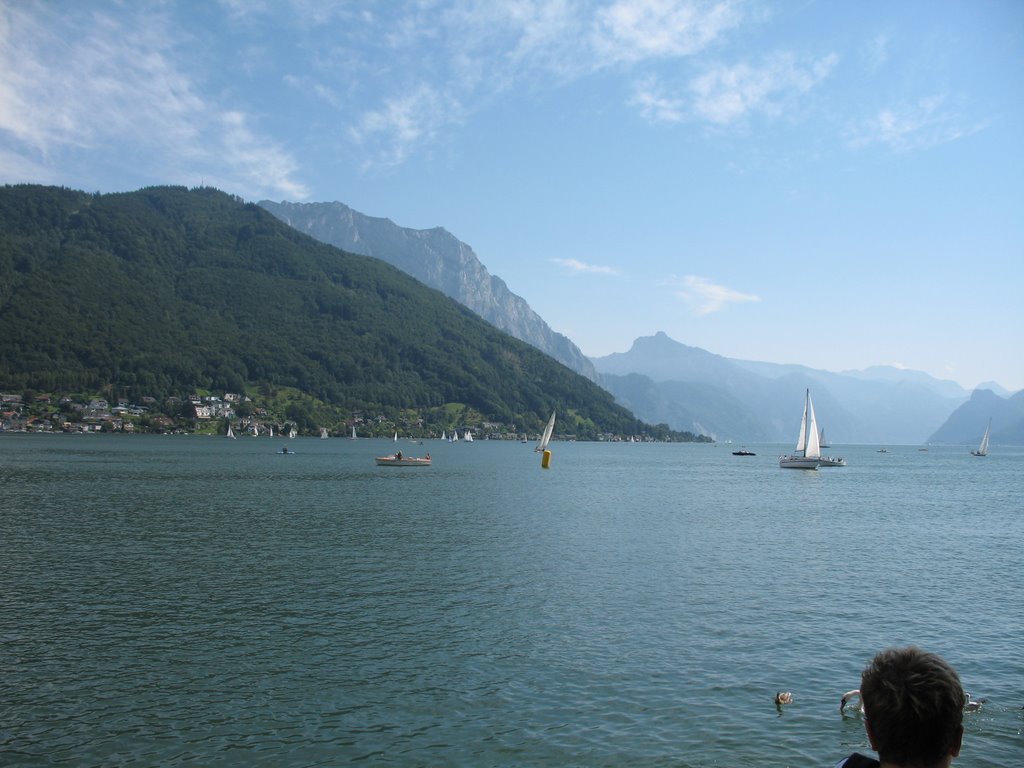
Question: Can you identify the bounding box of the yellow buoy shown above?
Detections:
[541,449,551,469]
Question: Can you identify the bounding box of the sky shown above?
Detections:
[2,1,1022,392]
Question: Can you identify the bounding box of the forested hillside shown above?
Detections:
[0,185,696,439]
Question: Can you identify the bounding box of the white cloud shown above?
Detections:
[846,96,980,152]
[343,0,749,166]
[688,51,838,124]
[592,0,742,65]
[0,4,307,199]
[672,274,759,315]
[349,84,461,169]
[631,76,686,122]
[553,257,621,276]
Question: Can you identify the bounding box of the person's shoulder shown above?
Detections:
[834,753,880,768]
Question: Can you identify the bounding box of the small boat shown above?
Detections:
[226,423,236,439]
[375,452,431,467]
[278,446,294,455]
[464,429,474,442]
[288,425,297,439]
[537,411,556,468]
[971,419,991,456]
[779,389,821,469]
[351,425,357,440]
[732,449,756,456]
[536,411,556,453]
[819,428,830,448]
[320,427,328,439]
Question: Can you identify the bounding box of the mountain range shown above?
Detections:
[260,199,1019,446]
[592,332,1023,445]
[0,184,689,440]
[5,184,1016,445]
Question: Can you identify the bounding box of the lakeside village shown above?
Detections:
[0,391,668,443]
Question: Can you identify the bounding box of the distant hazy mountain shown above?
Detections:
[928,389,1024,446]
[592,331,978,444]
[259,200,597,381]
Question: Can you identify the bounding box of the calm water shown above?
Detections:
[1,435,1021,767]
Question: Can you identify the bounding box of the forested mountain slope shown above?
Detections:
[0,185,690,439]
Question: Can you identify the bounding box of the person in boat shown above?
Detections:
[424,453,430,460]
[835,646,966,768]
[395,450,402,460]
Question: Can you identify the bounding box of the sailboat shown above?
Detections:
[819,428,829,448]
[288,425,297,439]
[537,411,556,467]
[536,411,556,453]
[779,389,821,469]
[464,430,473,442]
[971,419,991,456]
[226,422,236,439]
[269,425,274,438]
[320,427,328,439]
[441,430,447,441]
[351,425,357,440]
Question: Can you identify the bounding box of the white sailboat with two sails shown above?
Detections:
[779,389,821,469]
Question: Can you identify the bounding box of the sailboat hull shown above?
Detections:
[779,456,819,469]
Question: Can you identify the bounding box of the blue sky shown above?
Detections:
[2,1,1022,391]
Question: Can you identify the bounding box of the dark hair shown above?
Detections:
[860,646,965,766]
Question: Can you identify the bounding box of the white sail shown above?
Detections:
[441,430,447,441]
[972,419,991,456]
[269,425,274,438]
[394,432,398,442]
[320,427,328,439]
[289,425,297,439]
[804,392,820,459]
[464,430,473,442]
[351,425,357,440]
[537,411,556,452]
[226,423,235,439]
[794,394,808,453]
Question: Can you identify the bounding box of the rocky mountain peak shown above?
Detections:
[260,200,596,381]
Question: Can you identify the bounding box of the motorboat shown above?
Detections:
[375,452,431,467]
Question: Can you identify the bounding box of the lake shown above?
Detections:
[1,434,1021,766]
